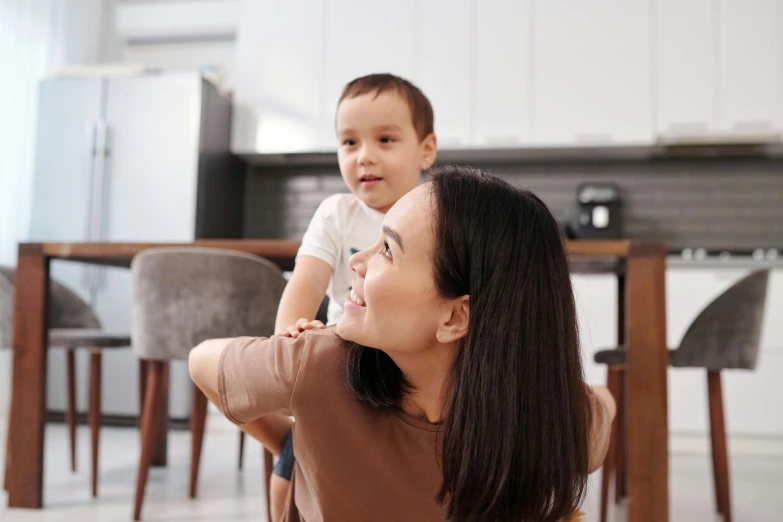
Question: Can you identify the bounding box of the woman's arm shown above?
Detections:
[188,338,293,454]
[587,385,617,474]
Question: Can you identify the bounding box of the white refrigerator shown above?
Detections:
[28,71,243,423]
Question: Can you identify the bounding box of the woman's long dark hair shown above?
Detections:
[344,165,591,521]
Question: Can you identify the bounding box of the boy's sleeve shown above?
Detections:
[218,334,309,424]
[296,194,342,269]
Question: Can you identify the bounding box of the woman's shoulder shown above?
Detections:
[293,327,346,375]
[288,328,352,410]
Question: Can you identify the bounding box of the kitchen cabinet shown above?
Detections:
[717,0,780,138]
[413,0,473,147]
[475,0,532,147]
[531,0,653,146]
[654,0,716,139]
[232,0,326,153]
[572,275,619,385]
[655,0,781,141]
[321,0,416,151]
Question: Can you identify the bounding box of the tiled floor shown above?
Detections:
[1,419,782,522]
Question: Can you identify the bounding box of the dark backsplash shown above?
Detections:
[243,156,783,251]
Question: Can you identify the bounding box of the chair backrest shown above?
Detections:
[673,269,770,370]
[0,265,101,348]
[131,247,287,361]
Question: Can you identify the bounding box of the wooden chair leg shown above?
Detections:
[264,447,274,520]
[133,360,165,521]
[138,360,148,420]
[239,431,246,470]
[89,349,102,497]
[189,384,208,499]
[708,370,732,522]
[151,362,169,467]
[599,367,622,522]
[615,367,626,504]
[65,347,77,473]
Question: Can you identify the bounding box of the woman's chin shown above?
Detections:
[335,319,354,341]
[336,318,368,346]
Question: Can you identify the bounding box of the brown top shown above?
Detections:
[219,329,591,522]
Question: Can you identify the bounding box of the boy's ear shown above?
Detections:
[419,133,437,170]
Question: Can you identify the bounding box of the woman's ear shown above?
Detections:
[419,133,437,170]
[436,296,469,344]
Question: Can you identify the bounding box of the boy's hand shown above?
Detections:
[277,318,326,338]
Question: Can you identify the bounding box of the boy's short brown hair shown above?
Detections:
[338,73,434,142]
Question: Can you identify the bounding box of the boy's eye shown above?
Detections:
[379,241,393,260]
[380,136,394,144]
[342,139,356,146]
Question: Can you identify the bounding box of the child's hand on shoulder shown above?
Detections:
[277,318,326,338]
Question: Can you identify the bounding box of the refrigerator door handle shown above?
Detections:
[88,120,109,293]
[94,122,110,290]
[81,121,99,290]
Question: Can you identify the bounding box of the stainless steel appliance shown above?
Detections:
[28,72,240,422]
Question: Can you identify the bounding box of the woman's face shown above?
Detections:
[337,183,446,353]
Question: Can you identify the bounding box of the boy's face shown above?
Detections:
[336,91,436,213]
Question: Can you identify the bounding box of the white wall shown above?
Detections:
[0,0,118,267]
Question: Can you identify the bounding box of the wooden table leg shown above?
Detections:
[616,274,627,501]
[5,244,49,508]
[625,246,669,522]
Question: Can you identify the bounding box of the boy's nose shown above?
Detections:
[357,144,376,165]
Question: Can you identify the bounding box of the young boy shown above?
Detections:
[269,73,437,520]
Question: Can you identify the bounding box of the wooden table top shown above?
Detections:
[21,239,666,273]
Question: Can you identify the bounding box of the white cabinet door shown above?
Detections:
[655,0,715,140]
[232,0,326,153]
[531,0,653,146]
[475,0,532,147]
[717,0,780,138]
[413,0,473,147]
[667,267,783,436]
[572,275,619,385]
[321,0,415,150]
[760,270,783,356]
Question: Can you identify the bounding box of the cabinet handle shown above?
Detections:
[574,133,613,145]
[664,122,710,137]
[732,120,778,136]
[479,135,525,146]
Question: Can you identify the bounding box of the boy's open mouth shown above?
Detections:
[360,174,383,184]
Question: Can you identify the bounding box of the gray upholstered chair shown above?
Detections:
[130,247,286,521]
[593,269,770,522]
[0,265,130,497]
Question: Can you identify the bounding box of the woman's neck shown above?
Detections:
[387,342,455,424]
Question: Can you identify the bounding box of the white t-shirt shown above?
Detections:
[297,193,384,325]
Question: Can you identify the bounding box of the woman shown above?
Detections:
[189,165,615,522]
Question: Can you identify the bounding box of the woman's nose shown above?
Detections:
[349,246,370,277]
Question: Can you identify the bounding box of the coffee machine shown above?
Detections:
[573,183,623,239]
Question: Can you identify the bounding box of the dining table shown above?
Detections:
[4,239,669,522]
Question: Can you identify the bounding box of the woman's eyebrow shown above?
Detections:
[382,225,405,253]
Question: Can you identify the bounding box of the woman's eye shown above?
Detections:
[379,241,392,260]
